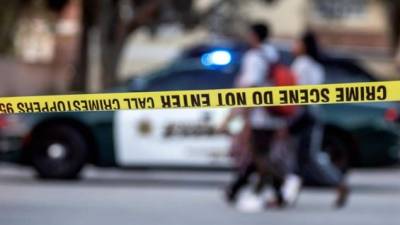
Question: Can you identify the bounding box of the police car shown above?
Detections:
[1,42,399,182]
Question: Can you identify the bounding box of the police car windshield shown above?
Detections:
[129,43,378,92]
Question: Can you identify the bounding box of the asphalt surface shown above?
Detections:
[1,164,400,225]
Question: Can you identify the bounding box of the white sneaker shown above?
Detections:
[236,191,264,213]
[282,174,302,206]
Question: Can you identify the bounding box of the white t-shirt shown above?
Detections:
[237,45,278,87]
[291,55,325,85]
[236,44,285,129]
[292,55,325,116]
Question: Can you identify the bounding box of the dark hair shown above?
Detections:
[301,31,321,62]
[46,0,70,12]
[250,23,270,42]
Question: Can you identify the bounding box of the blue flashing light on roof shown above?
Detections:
[201,50,232,66]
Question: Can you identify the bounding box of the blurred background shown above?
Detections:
[1,0,400,95]
[1,0,400,225]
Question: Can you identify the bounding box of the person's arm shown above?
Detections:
[218,51,267,133]
[217,108,248,134]
[229,51,268,125]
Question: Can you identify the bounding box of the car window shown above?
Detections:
[324,63,375,83]
[278,50,295,66]
[145,69,237,91]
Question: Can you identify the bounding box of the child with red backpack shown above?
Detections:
[220,22,298,210]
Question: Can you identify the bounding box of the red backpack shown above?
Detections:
[266,63,299,118]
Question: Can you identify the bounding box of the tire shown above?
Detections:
[30,124,89,179]
[322,132,351,174]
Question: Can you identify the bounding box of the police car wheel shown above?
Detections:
[322,134,350,174]
[30,124,88,179]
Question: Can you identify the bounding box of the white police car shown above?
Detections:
[1,43,399,183]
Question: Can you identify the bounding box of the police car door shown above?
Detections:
[115,69,234,167]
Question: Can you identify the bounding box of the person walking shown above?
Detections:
[287,31,349,208]
[221,22,289,209]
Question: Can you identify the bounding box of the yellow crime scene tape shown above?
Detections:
[0,80,399,114]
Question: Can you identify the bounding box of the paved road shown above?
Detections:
[0,164,400,225]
